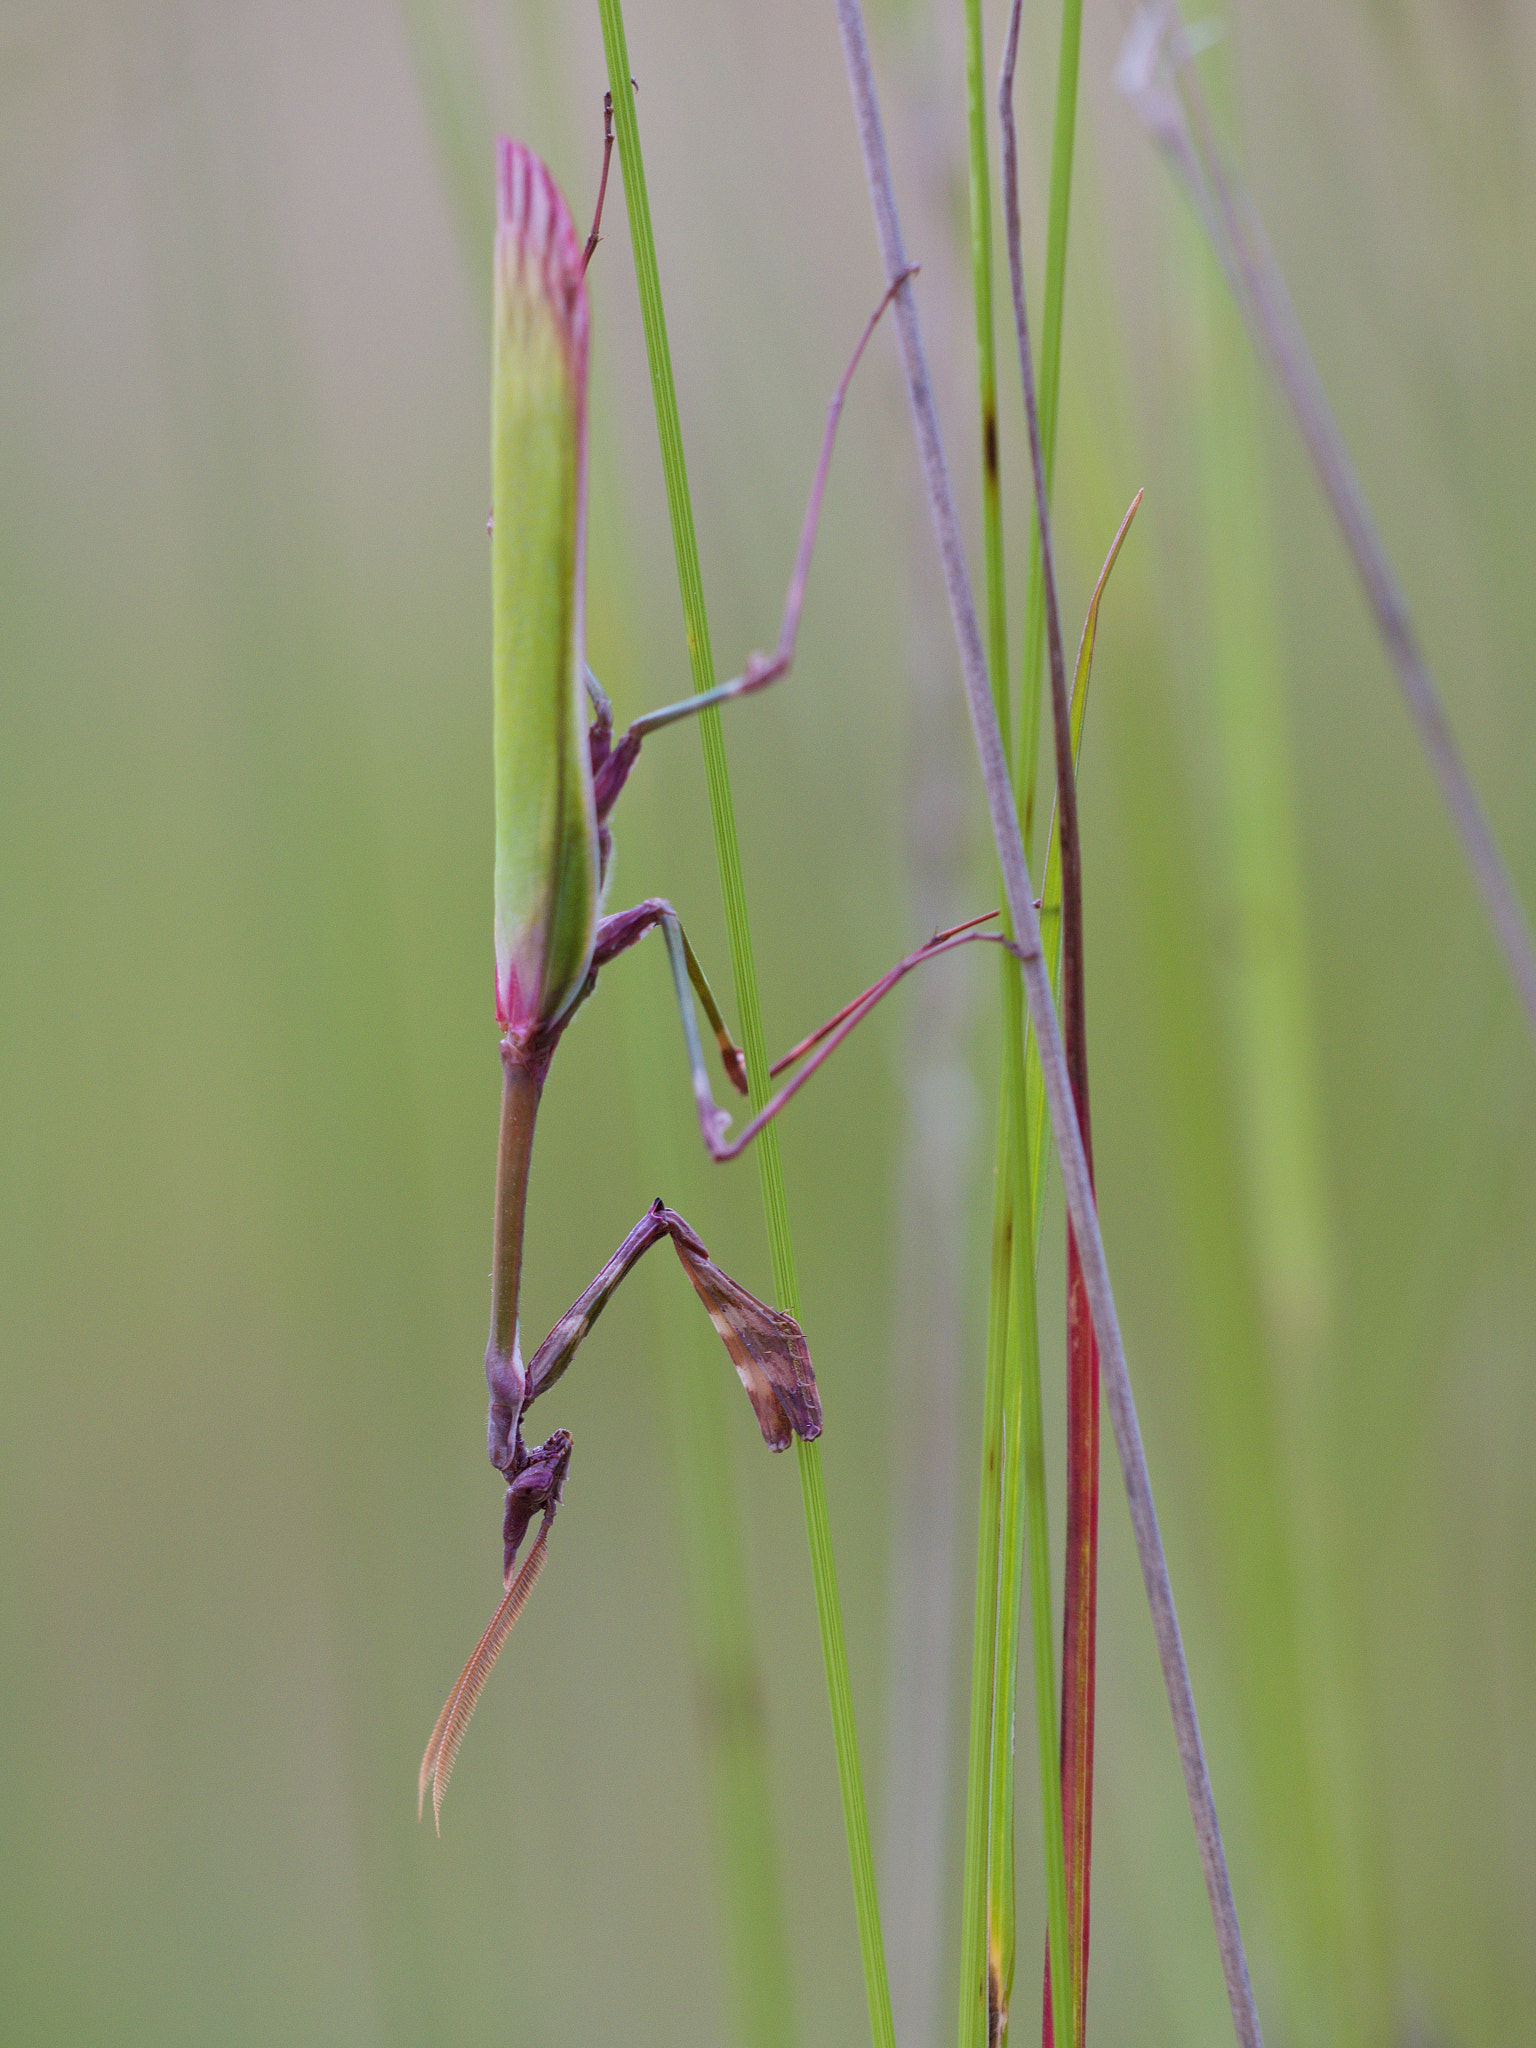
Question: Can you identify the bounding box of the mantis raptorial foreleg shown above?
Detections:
[486,1197,818,1485]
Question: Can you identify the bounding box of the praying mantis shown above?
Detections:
[417,107,1143,1827]
[417,117,1018,1827]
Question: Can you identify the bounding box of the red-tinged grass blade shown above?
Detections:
[983,494,1135,2048]
[419,1528,551,1832]
[1035,513,1140,2048]
[1024,519,1141,2048]
[974,498,1139,2048]
[1043,1223,1099,2048]
[1029,494,1141,1139]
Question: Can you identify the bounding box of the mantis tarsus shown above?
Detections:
[418,120,1016,1827]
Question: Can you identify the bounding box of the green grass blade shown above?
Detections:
[1176,54,1366,2029]
[615,957,798,2048]
[963,0,1010,756]
[956,4,1085,2034]
[595,12,896,2048]
[958,1050,1014,2048]
[835,10,1262,2035]
[1016,0,1085,857]
[955,2,1025,2041]
[984,1021,1055,2048]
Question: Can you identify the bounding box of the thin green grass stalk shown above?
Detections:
[1196,256,1352,2048]
[958,1073,1014,2048]
[1123,28,1363,2036]
[1016,0,1085,856]
[616,964,796,2048]
[1183,54,1382,2041]
[962,0,1011,760]
[1180,58,1367,2037]
[1001,26,1090,2030]
[954,4,1035,2044]
[595,11,896,2046]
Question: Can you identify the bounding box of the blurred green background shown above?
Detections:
[3,0,1533,2043]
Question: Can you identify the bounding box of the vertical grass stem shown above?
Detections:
[955,6,1040,2046]
[1117,4,1536,1042]
[1015,0,1084,855]
[595,11,896,2046]
[831,5,1262,2040]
